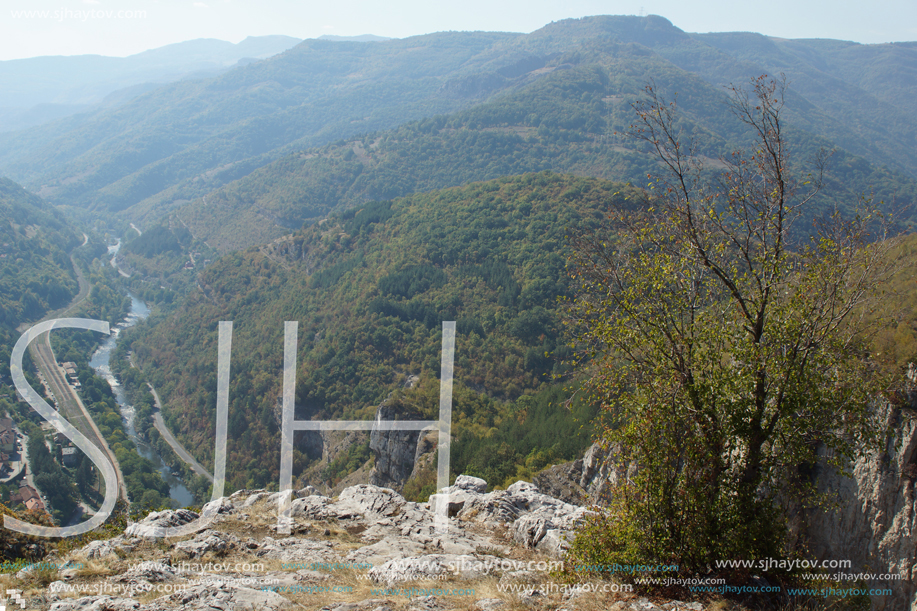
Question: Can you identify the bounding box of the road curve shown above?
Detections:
[148,384,214,483]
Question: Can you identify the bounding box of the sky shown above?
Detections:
[1,0,916,61]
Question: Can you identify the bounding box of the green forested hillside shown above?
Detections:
[122,174,622,491]
[115,220,218,302]
[0,178,81,370]
[689,32,917,177]
[0,178,83,520]
[173,52,917,253]
[1,15,915,237]
[0,32,521,213]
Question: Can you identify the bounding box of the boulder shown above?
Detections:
[50,596,140,611]
[335,484,405,519]
[142,580,292,611]
[74,537,130,560]
[115,561,180,584]
[173,530,239,559]
[125,509,199,538]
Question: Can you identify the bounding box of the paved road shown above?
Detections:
[148,385,214,483]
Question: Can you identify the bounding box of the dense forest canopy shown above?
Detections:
[0,14,915,238]
[173,52,917,253]
[0,178,81,372]
[123,173,623,490]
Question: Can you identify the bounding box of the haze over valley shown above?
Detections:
[0,11,915,610]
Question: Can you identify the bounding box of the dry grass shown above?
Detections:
[0,499,739,611]
[72,560,115,579]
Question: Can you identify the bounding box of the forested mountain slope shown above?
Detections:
[0,36,302,133]
[1,15,915,233]
[687,31,917,177]
[0,178,81,369]
[123,174,624,491]
[168,47,917,252]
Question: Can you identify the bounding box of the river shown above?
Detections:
[88,293,194,507]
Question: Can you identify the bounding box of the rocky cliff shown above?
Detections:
[536,401,916,611]
[5,464,909,610]
[0,477,678,611]
[805,397,916,611]
[368,402,424,492]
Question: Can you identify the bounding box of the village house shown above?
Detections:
[0,417,16,453]
[10,485,46,514]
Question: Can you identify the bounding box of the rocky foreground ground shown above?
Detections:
[1,476,713,611]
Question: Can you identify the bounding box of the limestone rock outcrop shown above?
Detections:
[806,400,916,611]
[29,477,598,611]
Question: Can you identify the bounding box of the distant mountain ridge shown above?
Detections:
[0,35,302,132]
[160,30,917,253]
[0,14,914,228]
[0,30,520,212]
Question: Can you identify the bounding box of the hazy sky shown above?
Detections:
[2,0,916,61]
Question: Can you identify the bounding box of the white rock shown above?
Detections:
[289,494,336,519]
[142,580,292,610]
[335,485,405,519]
[125,509,199,538]
[114,560,179,583]
[173,529,239,559]
[512,514,552,549]
[201,496,234,515]
[454,475,487,493]
[241,491,272,508]
[50,596,140,611]
[369,555,450,585]
[73,538,127,560]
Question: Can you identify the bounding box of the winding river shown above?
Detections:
[89,294,194,507]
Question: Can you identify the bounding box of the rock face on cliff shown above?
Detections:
[10,477,651,611]
[532,441,629,507]
[806,399,917,611]
[532,441,628,507]
[533,401,915,611]
[368,402,424,491]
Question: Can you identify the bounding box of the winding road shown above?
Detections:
[148,384,214,483]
